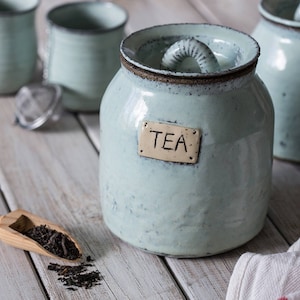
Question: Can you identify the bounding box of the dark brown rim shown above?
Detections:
[121,55,258,85]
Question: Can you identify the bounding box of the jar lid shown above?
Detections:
[15,82,62,130]
[120,24,259,84]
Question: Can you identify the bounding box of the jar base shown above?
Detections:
[108,224,264,258]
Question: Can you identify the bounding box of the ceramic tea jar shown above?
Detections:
[252,0,300,161]
[99,24,274,257]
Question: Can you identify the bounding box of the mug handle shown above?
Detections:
[161,38,220,73]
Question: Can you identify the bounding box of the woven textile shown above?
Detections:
[226,239,300,300]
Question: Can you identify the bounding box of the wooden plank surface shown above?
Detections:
[269,160,300,245]
[0,192,46,300]
[166,219,289,299]
[188,0,261,34]
[0,0,299,299]
[0,99,185,299]
[112,0,207,34]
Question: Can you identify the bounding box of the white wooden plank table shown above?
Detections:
[0,0,298,299]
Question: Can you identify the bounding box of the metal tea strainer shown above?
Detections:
[15,82,62,130]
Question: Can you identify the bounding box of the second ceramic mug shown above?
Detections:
[0,0,39,94]
[44,2,128,112]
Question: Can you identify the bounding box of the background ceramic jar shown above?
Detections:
[99,24,274,257]
[252,0,300,161]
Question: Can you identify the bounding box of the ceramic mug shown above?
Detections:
[0,0,39,94]
[44,2,128,112]
[252,0,300,161]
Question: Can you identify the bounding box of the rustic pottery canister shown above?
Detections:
[99,24,274,257]
[252,0,300,161]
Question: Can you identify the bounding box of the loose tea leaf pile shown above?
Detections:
[24,225,103,291]
[24,225,81,260]
[48,258,103,290]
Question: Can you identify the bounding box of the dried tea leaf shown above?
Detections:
[48,258,103,290]
[24,225,81,260]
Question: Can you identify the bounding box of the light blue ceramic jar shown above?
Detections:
[253,0,300,161]
[99,24,274,257]
[0,0,39,94]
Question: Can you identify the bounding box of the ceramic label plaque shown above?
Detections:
[138,121,201,164]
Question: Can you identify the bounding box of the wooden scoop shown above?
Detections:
[0,209,82,262]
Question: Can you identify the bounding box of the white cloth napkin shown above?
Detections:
[226,238,300,300]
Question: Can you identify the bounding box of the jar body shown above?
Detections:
[99,67,274,257]
[253,19,300,161]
